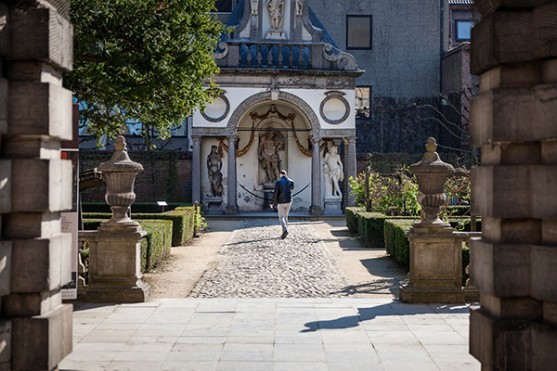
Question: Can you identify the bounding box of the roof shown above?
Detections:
[448,0,473,4]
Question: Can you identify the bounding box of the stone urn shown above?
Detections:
[98,135,143,230]
[410,137,454,228]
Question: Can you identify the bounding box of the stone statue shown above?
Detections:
[207,145,224,197]
[323,145,344,197]
[296,0,303,16]
[250,0,259,15]
[259,131,283,183]
[267,0,285,30]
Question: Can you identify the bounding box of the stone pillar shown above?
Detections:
[225,135,239,214]
[399,138,467,303]
[0,2,74,369]
[191,135,202,204]
[310,137,324,215]
[345,137,357,207]
[469,1,557,368]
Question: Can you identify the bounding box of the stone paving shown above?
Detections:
[59,217,480,371]
[190,220,350,298]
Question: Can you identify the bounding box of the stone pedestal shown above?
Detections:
[86,228,150,303]
[399,225,467,303]
[323,196,342,215]
[203,195,223,215]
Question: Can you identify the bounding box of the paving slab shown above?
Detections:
[60,217,479,370]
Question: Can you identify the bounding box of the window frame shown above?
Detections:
[346,15,373,50]
[355,85,372,119]
[455,19,473,42]
[214,0,233,13]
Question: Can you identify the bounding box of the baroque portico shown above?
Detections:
[192,0,362,215]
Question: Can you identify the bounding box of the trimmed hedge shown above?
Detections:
[83,206,197,246]
[345,207,363,233]
[81,218,172,272]
[140,219,173,271]
[346,209,415,248]
[384,218,477,279]
[383,219,416,268]
[82,202,193,214]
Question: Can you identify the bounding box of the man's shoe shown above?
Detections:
[281,230,288,239]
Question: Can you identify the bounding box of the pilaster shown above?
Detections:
[225,135,239,214]
[310,137,323,215]
[0,1,74,369]
[470,1,557,368]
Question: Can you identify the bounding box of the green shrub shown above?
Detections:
[462,244,470,286]
[83,207,197,246]
[345,207,362,233]
[383,219,416,269]
[447,216,482,232]
[82,218,105,230]
[82,202,192,213]
[140,219,173,271]
[81,217,172,272]
[348,210,415,248]
[348,167,420,216]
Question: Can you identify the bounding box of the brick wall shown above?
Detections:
[80,151,193,204]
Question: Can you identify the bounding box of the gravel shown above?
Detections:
[189,220,351,298]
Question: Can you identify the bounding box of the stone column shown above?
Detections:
[0,2,74,369]
[225,134,239,214]
[310,137,324,215]
[469,1,557,368]
[191,135,202,204]
[345,137,357,207]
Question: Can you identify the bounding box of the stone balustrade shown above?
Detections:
[215,41,359,72]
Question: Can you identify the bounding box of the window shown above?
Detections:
[455,20,472,42]
[355,86,371,118]
[215,0,232,12]
[346,15,372,50]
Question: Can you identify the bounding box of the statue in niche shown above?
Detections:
[250,0,259,16]
[267,0,285,30]
[296,0,303,16]
[323,144,344,197]
[207,145,224,197]
[259,131,284,183]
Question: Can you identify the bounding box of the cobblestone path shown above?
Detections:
[189,220,350,298]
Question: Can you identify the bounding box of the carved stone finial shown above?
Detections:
[410,137,454,227]
[98,136,144,231]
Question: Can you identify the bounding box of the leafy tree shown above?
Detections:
[65,0,224,145]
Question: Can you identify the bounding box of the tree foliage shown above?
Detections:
[65,0,224,143]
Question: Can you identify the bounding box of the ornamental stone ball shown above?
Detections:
[410,137,454,226]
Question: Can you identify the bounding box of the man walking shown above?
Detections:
[270,170,294,239]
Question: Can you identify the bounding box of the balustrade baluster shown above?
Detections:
[240,43,248,67]
[267,44,275,68]
[292,45,300,69]
[250,44,259,67]
[260,45,269,68]
[256,45,265,67]
[282,45,290,68]
[303,45,311,69]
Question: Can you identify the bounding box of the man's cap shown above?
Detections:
[280,170,287,175]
